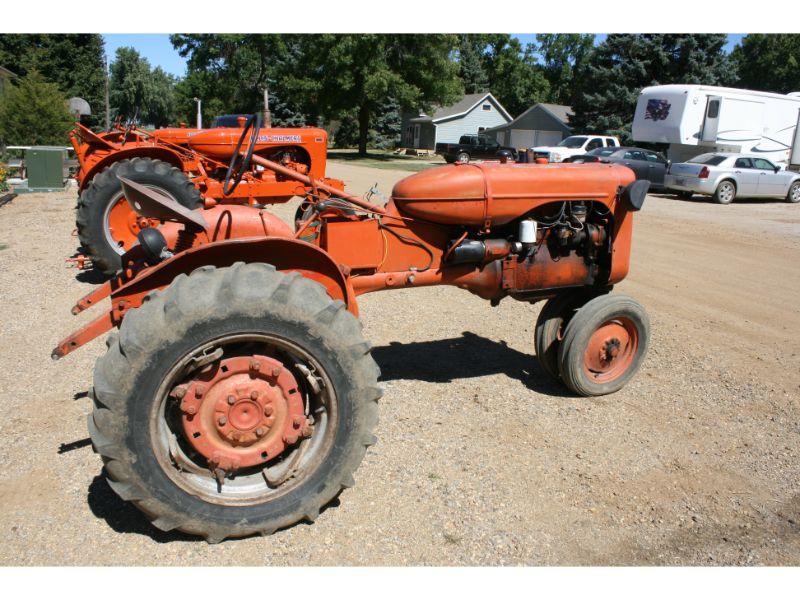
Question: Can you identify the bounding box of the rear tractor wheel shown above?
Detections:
[557,294,650,396]
[76,157,202,275]
[89,263,381,541]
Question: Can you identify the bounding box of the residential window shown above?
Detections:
[482,104,492,111]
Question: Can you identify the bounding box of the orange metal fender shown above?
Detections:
[117,237,357,314]
[52,237,358,360]
[78,145,190,192]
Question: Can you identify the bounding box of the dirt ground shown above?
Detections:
[0,161,798,566]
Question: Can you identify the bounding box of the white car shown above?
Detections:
[533,135,621,163]
[664,153,800,204]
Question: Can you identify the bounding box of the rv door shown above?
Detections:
[791,109,800,166]
[701,96,722,143]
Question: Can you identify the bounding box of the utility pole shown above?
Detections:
[263,87,272,128]
[104,53,110,130]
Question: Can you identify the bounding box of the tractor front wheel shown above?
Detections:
[557,294,649,396]
[76,157,202,274]
[534,290,605,381]
[88,263,381,541]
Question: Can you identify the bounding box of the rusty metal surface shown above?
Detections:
[178,355,309,471]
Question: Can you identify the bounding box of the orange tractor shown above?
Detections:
[70,115,343,273]
[54,117,651,542]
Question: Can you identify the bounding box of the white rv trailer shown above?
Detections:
[632,84,800,167]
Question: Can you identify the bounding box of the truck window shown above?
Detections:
[459,135,476,145]
[586,138,604,151]
[557,136,588,148]
[607,138,618,147]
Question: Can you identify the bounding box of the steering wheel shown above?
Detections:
[120,108,139,147]
[223,113,262,196]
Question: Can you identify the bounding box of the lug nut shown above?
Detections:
[255,427,266,437]
[250,390,259,400]
[293,416,303,428]
[249,359,261,371]
[183,404,197,415]
[172,386,186,399]
[227,395,236,405]
[264,406,273,417]
[301,425,314,437]
[218,416,227,426]
[272,366,282,377]
[194,385,206,398]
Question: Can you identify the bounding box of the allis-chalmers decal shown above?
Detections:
[258,134,303,143]
[645,99,671,122]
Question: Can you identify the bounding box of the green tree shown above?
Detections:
[290,34,462,155]
[475,35,550,117]
[457,34,490,94]
[570,34,733,142]
[535,34,595,105]
[109,47,176,128]
[170,34,308,127]
[731,34,800,94]
[0,71,73,145]
[0,34,105,129]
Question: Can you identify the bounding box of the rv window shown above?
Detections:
[707,100,720,119]
[688,154,727,166]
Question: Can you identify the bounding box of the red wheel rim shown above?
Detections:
[104,193,163,254]
[583,317,638,383]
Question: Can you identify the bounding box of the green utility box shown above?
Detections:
[26,147,65,191]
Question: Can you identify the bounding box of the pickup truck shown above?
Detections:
[532,135,621,163]
[435,134,516,164]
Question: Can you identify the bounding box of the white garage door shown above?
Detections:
[496,131,506,145]
[510,129,535,149]
[534,130,563,147]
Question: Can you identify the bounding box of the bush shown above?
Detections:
[0,70,73,146]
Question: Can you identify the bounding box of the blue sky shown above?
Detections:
[103,33,747,78]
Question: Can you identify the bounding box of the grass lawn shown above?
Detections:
[327,149,445,172]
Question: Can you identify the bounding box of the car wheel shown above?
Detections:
[786,181,800,203]
[456,152,470,164]
[713,180,736,204]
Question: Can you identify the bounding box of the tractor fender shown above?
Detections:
[114,237,359,316]
[79,145,189,192]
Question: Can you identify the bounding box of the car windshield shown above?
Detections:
[588,148,617,156]
[558,136,588,148]
[688,154,727,166]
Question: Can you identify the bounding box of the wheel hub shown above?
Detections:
[583,319,637,381]
[175,355,312,471]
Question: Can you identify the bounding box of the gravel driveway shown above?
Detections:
[0,162,798,565]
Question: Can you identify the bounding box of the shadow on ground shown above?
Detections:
[371,331,570,397]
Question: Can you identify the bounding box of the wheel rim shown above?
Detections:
[150,332,338,506]
[582,317,639,383]
[103,186,175,255]
[719,183,734,202]
[458,154,469,163]
[791,183,800,202]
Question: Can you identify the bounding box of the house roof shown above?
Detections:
[0,66,17,78]
[411,92,512,124]
[484,102,574,133]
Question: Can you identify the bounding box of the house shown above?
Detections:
[401,92,512,150]
[0,66,17,95]
[484,103,573,150]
